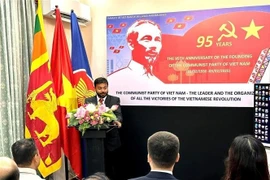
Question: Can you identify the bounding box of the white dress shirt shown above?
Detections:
[19,167,45,180]
[108,60,163,86]
[97,96,107,105]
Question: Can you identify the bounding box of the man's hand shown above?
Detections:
[113,121,122,128]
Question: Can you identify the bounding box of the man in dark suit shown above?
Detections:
[85,77,123,180]
[129,131,180,180]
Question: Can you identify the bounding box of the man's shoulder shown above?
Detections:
[108,95,120,100]
[129,172,178,180]
[128,176,148,180]
[86,95,97,100]
[85,96,97,102]
[108,66,131,76]
[107,66,136,80]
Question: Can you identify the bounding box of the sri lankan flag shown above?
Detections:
[50,7,82,179]
[25,0,61,177]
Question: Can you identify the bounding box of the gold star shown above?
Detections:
[241,19,264,39]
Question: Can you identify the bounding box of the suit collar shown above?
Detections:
[104,95,110,105]
[95,95,110,105]
[151,170,173,175]
[97,96,107,104]
[146,171,177,179]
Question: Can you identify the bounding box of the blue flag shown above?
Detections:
[71,10,95,106]
[71,10,96,178]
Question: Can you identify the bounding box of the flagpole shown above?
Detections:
[65,156,69,180]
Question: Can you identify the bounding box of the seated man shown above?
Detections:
[0,156,19,180]
[11,138,44,180]
[129,131,180,180]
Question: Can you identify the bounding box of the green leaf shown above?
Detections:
[78,122,91,134]
[68,117,79,126]
[102,124,109,128]
[82,129,86,136]
[102,112,117,121]
[71,109,77,113]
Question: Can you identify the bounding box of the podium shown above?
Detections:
[81,126,116,177]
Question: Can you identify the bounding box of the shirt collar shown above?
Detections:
[97,96,107,104]
[151,169,173,175]
[19,167,37,175]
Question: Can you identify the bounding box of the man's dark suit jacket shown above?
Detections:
[129,171,178,180]
[85,95,123,151]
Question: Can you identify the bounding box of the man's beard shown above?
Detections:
[97,92,108,98]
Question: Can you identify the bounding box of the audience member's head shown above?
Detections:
[224,134,270,180]
[84,172,110,180]
[0,157,19,180]
[147,131,180,171]
[11,138,40,170]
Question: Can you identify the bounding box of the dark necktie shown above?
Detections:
[99,98,104,105]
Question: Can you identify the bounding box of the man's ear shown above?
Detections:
[147,154,151,163]
[33,152,40,165]
[127,41,135,50]
[175,153,180,163]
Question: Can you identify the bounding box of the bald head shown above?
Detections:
[0,157,19,180]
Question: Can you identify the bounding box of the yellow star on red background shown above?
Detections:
[241,19,264,39]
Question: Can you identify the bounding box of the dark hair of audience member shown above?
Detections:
[223,134,270,180]
[148,131,180,168]
[11,138,37,167]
